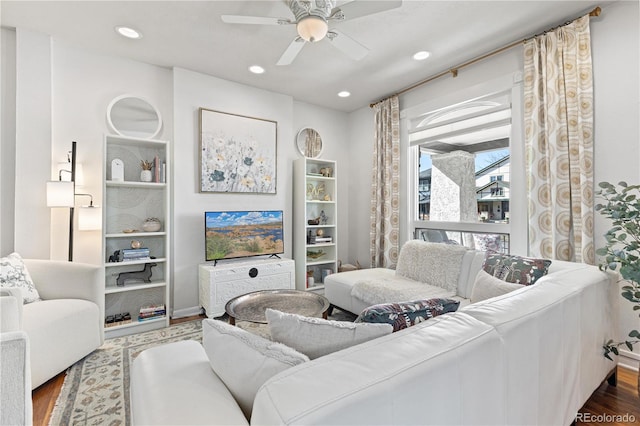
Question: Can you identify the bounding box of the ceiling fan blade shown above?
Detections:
[277,37,306,66]
[331,0,402,21]
[221,15,292,25]
[327,29,369,61]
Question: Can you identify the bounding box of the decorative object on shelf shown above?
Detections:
[320,167,333,177]
[323,194,332,201]
[311,182,325,199]
[307,270,315,287]
[307,229,316,244]
[116,263,157,287]
[130,240,143,249]
[106,94,162,140]
[307,249,325,260]
[306,183,314,200]
[316,229,324,237]
[308,217,320,226]
[142,217,162,232]
[320,210,328,225]
[140,159,153,182]
[122,229,136,234]
[595,182,640,367]
[296,127,322,158]
[111,158,124,182]
[105,312,132,328]
[199,108,277,194]
[108,250,122,263]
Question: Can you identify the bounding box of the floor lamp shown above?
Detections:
[46,141,101,261]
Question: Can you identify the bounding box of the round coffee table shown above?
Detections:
[225,289,330,325]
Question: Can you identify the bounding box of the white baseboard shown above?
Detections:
[618,349,640,372]
[171,305,203,319]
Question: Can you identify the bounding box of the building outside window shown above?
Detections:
[409,90,514,253]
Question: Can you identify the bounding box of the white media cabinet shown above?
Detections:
[199,257,295,318]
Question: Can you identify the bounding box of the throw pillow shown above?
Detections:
[470,270,525,303]
[481,252,551,285]
[266,308,392,359]
[0,253,40,304]
[202,318,309,419]
[355,298,460,332]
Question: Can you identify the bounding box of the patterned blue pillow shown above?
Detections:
[355,298,460,332]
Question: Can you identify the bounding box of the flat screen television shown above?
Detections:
[205,210,284,262]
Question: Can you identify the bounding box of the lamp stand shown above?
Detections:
[68,141,77,261]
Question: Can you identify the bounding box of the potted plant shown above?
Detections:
[140,159,153,182]
[594,181,640,366]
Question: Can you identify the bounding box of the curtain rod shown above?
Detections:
[369,6,601,108]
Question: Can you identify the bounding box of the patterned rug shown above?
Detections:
[49,310,356,425]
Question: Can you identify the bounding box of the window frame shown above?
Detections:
[401,72,527,255]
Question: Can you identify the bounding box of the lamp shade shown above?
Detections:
[46,181,74,207]
[296,16,328,42]
[78,205,102,231]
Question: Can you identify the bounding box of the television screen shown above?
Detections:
[205,210,284,261]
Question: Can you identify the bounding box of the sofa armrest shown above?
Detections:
[23,259,104,340]
[0,330,33,426]
[0,289,23,332]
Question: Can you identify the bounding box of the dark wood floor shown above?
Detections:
[32,316,639,425]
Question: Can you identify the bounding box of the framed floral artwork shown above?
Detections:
[199,108,277,193]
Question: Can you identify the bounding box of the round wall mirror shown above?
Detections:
[107,95,162,139]
[296,128,323,158]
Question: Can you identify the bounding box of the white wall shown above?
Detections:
[13,29,53,259]
[346,106,375,267]
[1,28,16,256]
[293,100,350,262]
[591,0,640,368]
[50,42,173,264]
[172,69,349,317]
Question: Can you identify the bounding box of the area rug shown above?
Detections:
[49,310,356,425]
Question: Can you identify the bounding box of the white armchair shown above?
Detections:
[3,259,104,389]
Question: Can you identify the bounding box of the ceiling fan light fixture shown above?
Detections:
[296,15,328,42]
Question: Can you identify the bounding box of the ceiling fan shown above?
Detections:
[221,0,402,66]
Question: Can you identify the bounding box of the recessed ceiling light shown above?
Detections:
[413,50,431,61]
[115,26,142,40]
[337,91,351,98]
[249,65,265,74]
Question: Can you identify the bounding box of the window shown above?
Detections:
[409,89,516,253]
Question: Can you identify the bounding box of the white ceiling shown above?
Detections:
[1,0,608,112]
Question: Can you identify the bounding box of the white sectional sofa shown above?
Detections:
[131,242,618,425]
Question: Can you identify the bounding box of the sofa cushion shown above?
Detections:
[202,318,308,419]
[0,253,40,304]
[470,270,524,303]
[395,241,468,292]
[266,308,392,359]
[482,252,551,285]
[354,298,460,331]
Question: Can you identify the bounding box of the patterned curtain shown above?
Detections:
[523,14,595,264]
[370,96,400,268]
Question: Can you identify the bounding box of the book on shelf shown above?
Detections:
[154,155,160,183]
[138,304,166,321]
[314,237,332,243]
[122,248,151,261]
